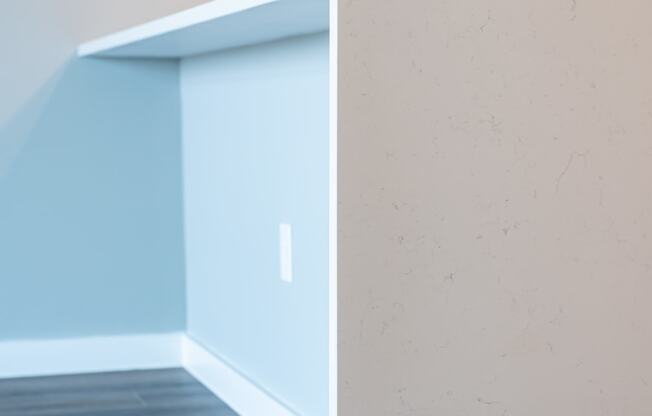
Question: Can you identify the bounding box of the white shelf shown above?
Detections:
[78,0,329,58]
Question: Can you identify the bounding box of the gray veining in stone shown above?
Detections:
[339,0,652,414]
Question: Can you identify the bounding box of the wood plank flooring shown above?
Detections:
[0,368,238,416]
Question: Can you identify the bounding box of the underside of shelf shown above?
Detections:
[78,0,329,59]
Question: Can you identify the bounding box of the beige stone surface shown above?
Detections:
[338,0,652,414]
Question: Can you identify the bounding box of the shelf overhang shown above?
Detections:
[78,0,329,59]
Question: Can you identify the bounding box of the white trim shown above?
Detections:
[181,335,296,416]
[0,333,183,380]
[328,0,339,415]
[0,334,298,415]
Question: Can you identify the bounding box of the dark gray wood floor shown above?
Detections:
[0,368,238,416]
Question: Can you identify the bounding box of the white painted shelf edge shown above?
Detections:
[77,0,329,59]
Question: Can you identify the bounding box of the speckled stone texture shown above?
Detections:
[338,0,652,414]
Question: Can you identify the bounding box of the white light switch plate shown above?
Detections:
[279,223,293,283]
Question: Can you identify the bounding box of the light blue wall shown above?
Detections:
[0,57,186,340]
[181,33,329,416]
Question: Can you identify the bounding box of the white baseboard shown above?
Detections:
[0,333,297,416]
[0,332,183,379]
[181,335,296,416]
